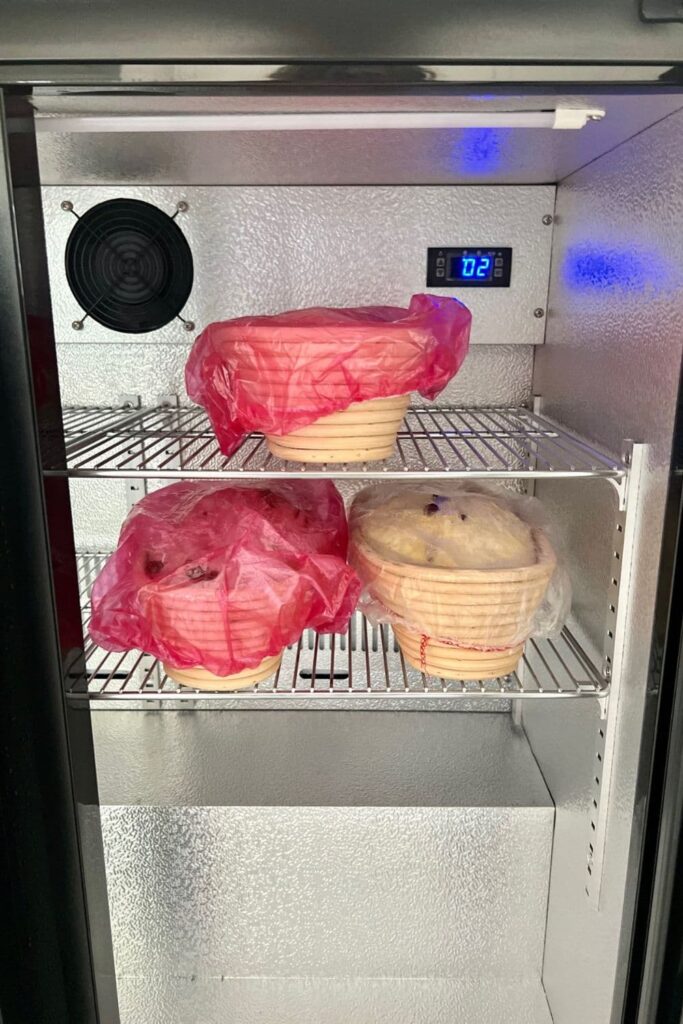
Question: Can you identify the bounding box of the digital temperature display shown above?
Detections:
[451,254,493,281]
[427,247,512,288]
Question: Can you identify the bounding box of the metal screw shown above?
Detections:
[71,319,83,331]
[183,319,195,332]
[542,214,553,226]
[533,307,545,319]
[176,201,189,213]
[61,200,74,212]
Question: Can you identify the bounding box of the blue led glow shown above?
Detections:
[455,128,511,175]
[455,254,493,280]
[563,243,675,295]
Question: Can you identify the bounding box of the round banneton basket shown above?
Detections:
[266,394,410,464]
[142,583,283,691]
[351,531,556,680]
[162,654,282,691]
[220,319,424,463]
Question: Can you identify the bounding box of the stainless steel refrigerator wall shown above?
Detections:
[526,105,683,1024]
[44,185,553,348]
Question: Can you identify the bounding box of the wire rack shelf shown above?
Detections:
[68,553,608,705]
[49,403,627,483]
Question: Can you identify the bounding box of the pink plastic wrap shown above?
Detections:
[90,480,361,677]
[185,293,472,456]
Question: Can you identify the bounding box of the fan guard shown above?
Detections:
[65,198,193,334]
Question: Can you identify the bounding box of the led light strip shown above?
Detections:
[35,106,605,133]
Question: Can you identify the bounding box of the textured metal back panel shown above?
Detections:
[102,805,552,978]
[91,713,553,1023]
[43,185,554,347]
[526,108,683,1024]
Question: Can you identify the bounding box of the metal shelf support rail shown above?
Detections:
[585,440,647,909]
[50,402,628,493]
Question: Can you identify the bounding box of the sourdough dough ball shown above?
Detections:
[356,490,537,569]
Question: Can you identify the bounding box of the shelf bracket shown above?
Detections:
[119,394,147,510]
[585,439,646,909]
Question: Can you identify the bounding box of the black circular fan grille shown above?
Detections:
[65,198,193,333]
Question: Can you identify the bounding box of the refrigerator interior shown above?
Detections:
[30,89,683,1023]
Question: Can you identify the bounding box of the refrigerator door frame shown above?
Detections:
[0,63,682,89]
[0,0,682,64]
[0,91,117,1024]
[622,378,683,1024]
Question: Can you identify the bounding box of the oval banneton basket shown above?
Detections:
[266,394,410,463]
[141,582,283,691]
[351,531,556,680]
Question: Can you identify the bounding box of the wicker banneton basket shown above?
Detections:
[143,584,283,691]
[266,394,410,464]
[351,531,556,680]
[163,653,282,691]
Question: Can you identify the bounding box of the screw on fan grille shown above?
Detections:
[65,198,193,333]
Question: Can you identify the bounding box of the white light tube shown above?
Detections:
[35,106,605,134]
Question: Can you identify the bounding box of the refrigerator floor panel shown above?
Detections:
[114,975,552,1024]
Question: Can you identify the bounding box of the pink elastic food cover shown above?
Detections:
[89,480,361,677]
[185,293,472,455]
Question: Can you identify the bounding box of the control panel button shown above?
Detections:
[495,257,504,266]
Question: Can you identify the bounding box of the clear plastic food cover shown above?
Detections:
[90,480,361,676]
[185,293,472,456]
[349,483,570,649]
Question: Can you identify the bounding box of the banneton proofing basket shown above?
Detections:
[351,530,556,679]
[141,582,283,691]
[266,395,410,463]
[224,320,424,463]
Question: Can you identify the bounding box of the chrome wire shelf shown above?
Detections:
[68,553,608,705]
[49,403,627,483]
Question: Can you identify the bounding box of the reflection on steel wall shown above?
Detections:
[0,1,680,62]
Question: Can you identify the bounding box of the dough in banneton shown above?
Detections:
[356,490,538,570]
